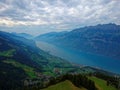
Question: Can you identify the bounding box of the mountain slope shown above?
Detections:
[11,32,33,39]
[89,77,116,90]
[43,80,86,90]
[0,31,77,90]
[0,31,119,90]
[36,23,120,60]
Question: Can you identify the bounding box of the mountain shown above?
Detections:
[43,80,86,90]
[0,30,119,90]
[36,23,120,60]
[11,32,33,39]
[0,31,79,90]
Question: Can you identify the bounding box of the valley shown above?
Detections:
[0,0,120,89]
[0,24,120,90]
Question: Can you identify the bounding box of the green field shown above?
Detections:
[3,60,37,78]
[0,49,15,57]
[89,76,116,90]
[43,80,86,90]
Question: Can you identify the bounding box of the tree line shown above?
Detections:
[93,72,120,89]
[23,73,97,90]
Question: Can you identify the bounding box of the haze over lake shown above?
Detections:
[36,41,120,74]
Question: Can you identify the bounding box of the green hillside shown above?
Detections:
[3,60,37,78]
[0,31,77,89]
[0,31,75,77]
[89,76,116,90]
[0,31,119,90]
[0,49,15,57]
[1,31,98,90]
[43,80,86,90]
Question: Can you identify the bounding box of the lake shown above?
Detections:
[36,41,120,74]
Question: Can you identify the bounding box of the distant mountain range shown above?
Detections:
[36,23,120,60]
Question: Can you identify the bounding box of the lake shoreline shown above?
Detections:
[36,40,120,74]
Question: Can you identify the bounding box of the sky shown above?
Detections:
[0,0,120,36]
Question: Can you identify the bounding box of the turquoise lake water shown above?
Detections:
[36,41,120,74]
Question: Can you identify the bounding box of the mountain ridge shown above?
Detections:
[36,23,120,60]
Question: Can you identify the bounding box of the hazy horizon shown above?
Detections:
[0,23,119,36]
[0,0,120,35]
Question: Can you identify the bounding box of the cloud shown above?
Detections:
[0,0,120,34]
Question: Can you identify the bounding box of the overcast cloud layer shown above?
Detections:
[0,0,120,35]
